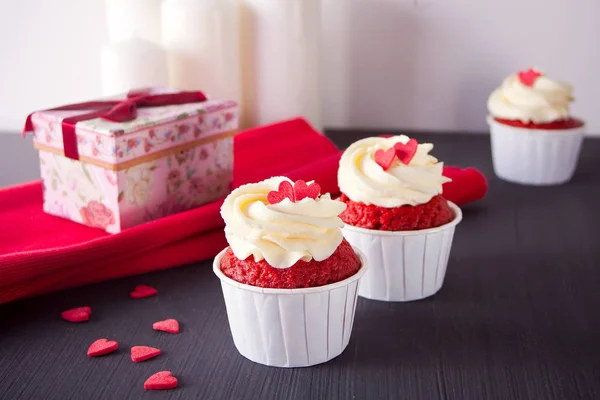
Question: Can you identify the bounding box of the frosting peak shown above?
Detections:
[338,136,451,208]
[487,68,574,123]
[221,177,346,269]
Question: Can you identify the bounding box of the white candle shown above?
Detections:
[101,37,169,96]
[105,0,163,45]
[241,0,322,131]
[161,0,242,107]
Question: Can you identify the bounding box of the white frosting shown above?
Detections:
[487,70,574,123]
[338,136,451,208]
[221,177,346,269]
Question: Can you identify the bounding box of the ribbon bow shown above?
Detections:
[23,88,207,160]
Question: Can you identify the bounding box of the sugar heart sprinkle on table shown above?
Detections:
[144,371,178,390]
[61,306,92,323]
[131,346,161,363]
[87,338,118,357]
[130,285,157,299]
[153,318,180,334]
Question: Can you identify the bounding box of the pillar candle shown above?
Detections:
[101,37,169,96]
[105,0,163,45]
[241,0,322,131]
[161,0,242,111]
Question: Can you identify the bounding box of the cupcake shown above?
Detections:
[338,135,462,302]
[487,68,585,185]
[213,176,367,367]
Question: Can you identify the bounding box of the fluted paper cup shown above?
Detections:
[342,202,461,302]
[488,116,585,186]
[213,248,367,368]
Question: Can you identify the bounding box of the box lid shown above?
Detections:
[31,88,236,137]
[30,88,238,169]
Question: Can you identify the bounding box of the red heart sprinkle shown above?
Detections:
[293,180,321,201]
[394,138,418,165]
[131,346,161,363]
[130,285,157,299]
[144,371,178,390]
[518,68,542,87]
[87,338,118,357]
[374,148,396,170]
[266,180,295,204]
[153,318,180,334]
[61,306,92,323]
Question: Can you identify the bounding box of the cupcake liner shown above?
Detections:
[342,202,461,302]
[488,116,585,186]
[213,248,367,368]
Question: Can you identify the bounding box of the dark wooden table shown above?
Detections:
[1,131,599,400]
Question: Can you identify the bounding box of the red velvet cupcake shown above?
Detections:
[338,136,462,302]
[337,136,456,231]
[217,177,362,289]
[487,68,586,185]
[213,177,367,367]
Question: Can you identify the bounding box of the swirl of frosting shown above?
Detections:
[338,135,451,208]
[487,69,574,123]
[221,177,346,269]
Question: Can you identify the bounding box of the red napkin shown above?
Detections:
[0,119,340,302]
[0,119,487,303]
[442,166,488,206]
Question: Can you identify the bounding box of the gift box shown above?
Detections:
[23,88,238,233]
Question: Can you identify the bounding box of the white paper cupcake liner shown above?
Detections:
[342,202,461,302]
[213,247,367,368]
[488,116,585,186]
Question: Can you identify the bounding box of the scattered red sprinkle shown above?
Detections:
[144,371,178,390]
[374,148,396,170]
[87,339,118,357]
[61,306,91,323]
[130,285,157,299]
[153,319,180,334]
[393,138,418,165]
[131,346,161,363]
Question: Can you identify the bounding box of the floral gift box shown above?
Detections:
[24,88,238,234]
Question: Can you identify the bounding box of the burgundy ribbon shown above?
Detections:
[23,89,207,160]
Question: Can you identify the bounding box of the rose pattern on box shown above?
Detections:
[39,136,234,233]
[40,152,120,232]
[80,201,116,230]
[139,138,234,223]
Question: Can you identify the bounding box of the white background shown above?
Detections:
[1,0,599,135]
